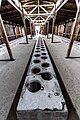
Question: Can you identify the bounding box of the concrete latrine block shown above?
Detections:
[16,37,68,120]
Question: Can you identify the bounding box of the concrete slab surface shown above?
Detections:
[17,37,68,120]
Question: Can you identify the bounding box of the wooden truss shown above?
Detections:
[21,0,55,25]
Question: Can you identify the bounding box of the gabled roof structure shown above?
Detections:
[20,0,57,25]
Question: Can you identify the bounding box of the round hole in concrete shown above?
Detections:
[42,53,46,55]
[36,45,40,47]
[41,46,45,48]
[41,49,45,51]
[31,67,41,74]
[41,62,50,67]
[41,56,47,59]
[33,59,41,63]
[34,54,40,57]
[41,72,52,80]
[35,50,40,52]
[27,81,41,93]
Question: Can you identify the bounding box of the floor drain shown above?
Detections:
[34,54,40,57]
[27,81,41,93]
[41,56,47,59]
[41,72,52,80]
[33,59,41,63]
[41,62,50,67]
[31,67,41,74]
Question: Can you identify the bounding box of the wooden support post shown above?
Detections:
[12,25,16,39]
[45,24,47,35]
[21,8,28,44]
[51,13,56,43]
[63,22,66,37]
[47,21,49,39]
[20,26,23,37]
[18,26,22,37]
[66,7,80,57]
[22,17,28,43]
[30,22,32,39]
[17,25,21,37]
[0,15,13,60]
[15,25,19,38]
[33,24,35,36]
[56,25,58,35]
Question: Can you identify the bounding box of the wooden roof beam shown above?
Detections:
[7,0,22,14]
[23,3,54,8]
[1,9,17,15]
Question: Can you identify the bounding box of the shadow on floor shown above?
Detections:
[0,59,15,61]
[52,41,61,43]
[19,43,29,44]
[66,57,80,59]
[68,108,80,120]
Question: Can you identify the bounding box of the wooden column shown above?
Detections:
[63,22,66,37]
[21,8,28,44]
[30,22,32,39]
[47,21,49,38]
[66,7,80,57]
[56,25,58,35]
[15,25,20,38]
[18,26,23,37]
[20,26,23,37]
[12,25,16,39]
[51,13,57,43]
[0,15,13,60]
[33,24,35,36]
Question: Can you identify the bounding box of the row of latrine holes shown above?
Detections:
[27,40,53,93]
